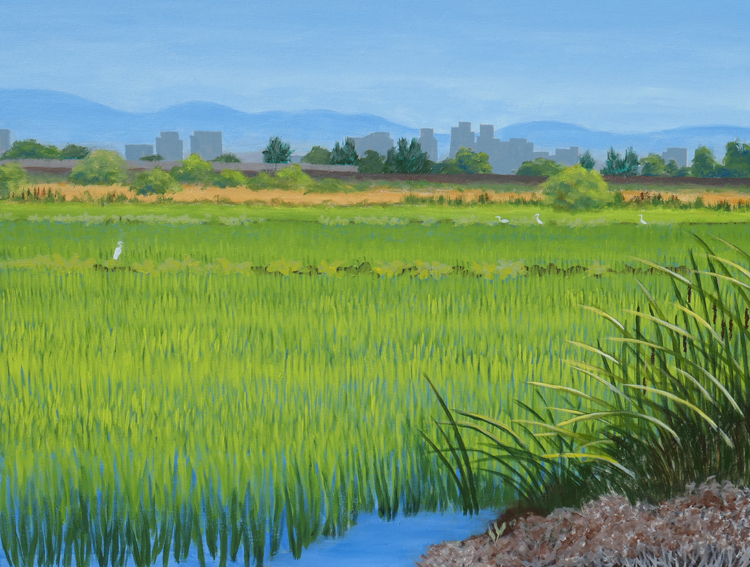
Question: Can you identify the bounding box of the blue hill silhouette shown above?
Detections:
[0,89,422,153]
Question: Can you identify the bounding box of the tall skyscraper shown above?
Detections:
[449,122,475,158]
[662,147,688,168]
[125,144,154,160]
[0,129,10,155]
[190,131,223,160]
[475,124,501,157]
[155,132,184,161]
[418,128,438,162]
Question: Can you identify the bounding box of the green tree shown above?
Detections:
[664,159,680,176]
[301,146,332,165]
[579,150,596,170]
[723,140,750,177]
[130,167,181,196]
[69,150,128,185]
[435,147,491,174]
[691,146,718,178]
[384,138,433,174]
[640,154,666,176]
[212,153,241,163]
[0,163,27,198]
[357,150,386,173]
[330,137,359,166]
[213,169,249,188]
[262,137,292,171]
[170,154,215,185]
[1,139,61,160]
[600,146,639,176]
[516,157,564,177]
[542,165,611,210]
[140,154,164,162]
[60,144,90,159]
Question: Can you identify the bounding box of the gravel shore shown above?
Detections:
[417,478,750,567]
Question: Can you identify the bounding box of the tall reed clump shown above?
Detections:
[426,234,750,515]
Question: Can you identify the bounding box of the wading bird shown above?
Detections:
[495,215,510,224]
[113,241,123,260]
[534,213,543,225]
[639,214,647,225]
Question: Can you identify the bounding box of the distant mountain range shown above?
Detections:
[1,89,749,159]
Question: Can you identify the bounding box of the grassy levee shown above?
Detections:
[3,218,750,565]
[5,198,750,224]
[5,217,750,270]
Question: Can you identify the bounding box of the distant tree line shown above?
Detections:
[301,136,435,174]
[515,140,750,179]
[4,136,750,180]
[0,139,91,160]
[301,138,499,175]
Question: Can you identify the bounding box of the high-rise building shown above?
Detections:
[125,144,154,161]
[190,131,223,161]
[0,129,10,155]
[155,132,184,161]
[418,128,439,162]
[352,132,394,156]
[449,122,475,158]
[475,124,501,157]
[662,147,688,168]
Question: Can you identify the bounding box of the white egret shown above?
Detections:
[495,215,510,224]
[113,241,123,260]
[639,214,647,225]
[534,213,543,225]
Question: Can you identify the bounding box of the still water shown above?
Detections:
[269,509,498,567]
[0,509,497,567]
[0,509,495,567]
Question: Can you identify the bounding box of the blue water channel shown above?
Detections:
[268,508,498,567]
[0,509,497,567]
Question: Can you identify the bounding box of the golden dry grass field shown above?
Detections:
[22,181,750,206]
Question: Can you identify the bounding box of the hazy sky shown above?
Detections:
[1,0,749,133]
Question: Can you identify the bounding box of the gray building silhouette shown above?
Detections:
[662,147,688,168]
[0,129,10,155]
[451,122,583,173]
[352,132,394,156]
[419,128,438,161]
[475,124,500,156]
[125,144,154,160]
[551,146,580,166]
[190,131,223,160]
[155,132,184,161]
[449,122,475,158]
[501,138,550,174]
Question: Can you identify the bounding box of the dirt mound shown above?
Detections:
[418,478,750,567]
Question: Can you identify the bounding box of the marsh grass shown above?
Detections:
[426,234,750,518]
[6,220,750,566]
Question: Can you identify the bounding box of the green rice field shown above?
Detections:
[2,204,750,566]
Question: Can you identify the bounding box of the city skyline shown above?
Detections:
[1,1,749,134]
[1,120,692,171]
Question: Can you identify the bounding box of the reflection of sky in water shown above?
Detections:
[268,509,497,567]
[0,509,497,567]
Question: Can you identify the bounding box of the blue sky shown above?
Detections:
[1,0,748,133]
